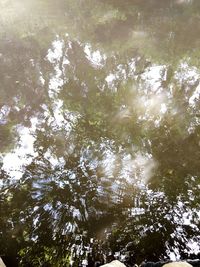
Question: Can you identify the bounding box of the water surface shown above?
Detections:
[0,0,200,266]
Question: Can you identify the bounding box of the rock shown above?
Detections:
[163,262,193,267]
[0,258,6,267]
[101,260,126,267]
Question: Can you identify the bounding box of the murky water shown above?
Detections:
[0,0,200,266]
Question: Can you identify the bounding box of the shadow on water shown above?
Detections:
[0,0,200,266]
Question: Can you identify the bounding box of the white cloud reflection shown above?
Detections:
[84,44,106,68]
[2,117,38,180]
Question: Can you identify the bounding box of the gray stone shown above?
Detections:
[163,262,193,267]
[101,260,126,267]
[0,258,6,267]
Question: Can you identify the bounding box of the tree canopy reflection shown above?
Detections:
[0,0,200,266]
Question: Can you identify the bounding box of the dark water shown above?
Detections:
[0,0,200,266]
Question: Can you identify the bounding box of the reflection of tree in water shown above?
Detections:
[1,1,200,265]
